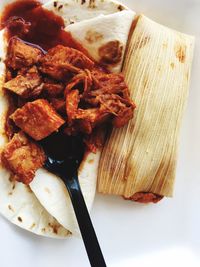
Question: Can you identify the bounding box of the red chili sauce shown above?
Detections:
[0,0,86,52]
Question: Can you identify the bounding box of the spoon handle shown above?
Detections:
[64,175,107,267]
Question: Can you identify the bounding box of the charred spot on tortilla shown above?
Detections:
[69,19,75,25]
[99,40,123,65]
[17,216,23,222]
[118,4,125,11]
[85,30,103,44]
[53,1,58,8]
[8,205,14,212]
[48,222,59,234]
[58,4,63,11]
[81,0,86,5]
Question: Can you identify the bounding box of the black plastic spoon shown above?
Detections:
[40,132,107,267]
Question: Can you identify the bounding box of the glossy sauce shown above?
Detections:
[1,0,86,52]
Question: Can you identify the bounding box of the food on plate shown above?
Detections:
[0,0,194,239]
[98,15,194,201]
[0,0,135,237]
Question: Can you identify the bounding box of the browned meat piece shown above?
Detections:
[124,192,163,203]
[10,99,65,140]
[4,66,43,98]
[66,90,80,122]
[50,98,66,114]
[1,131,45,184]
[6,37,43,70]
[64,107,109,135]
[75,108,110,134]
[43,79,64,97]
[39,45,94,80]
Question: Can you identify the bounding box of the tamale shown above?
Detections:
[98,15,194,199]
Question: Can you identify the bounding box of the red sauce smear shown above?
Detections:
[0,0,86,52]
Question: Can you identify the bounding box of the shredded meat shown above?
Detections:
[64,67,135,134]
[1,131,45,184]
[39,45,94,81]
[6,37,43,70]
[66,90,80,122]
[124,192,163,203]
[65,89,111,134]
[89,70,130,98]
[4,66,43,98]
[65,69,93,95]
[10,99,65,140]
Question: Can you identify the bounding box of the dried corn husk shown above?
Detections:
[98,15,195,198]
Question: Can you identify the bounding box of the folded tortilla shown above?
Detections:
[43,0,129,25]
[66,10,135,73]
[98,15,195,199]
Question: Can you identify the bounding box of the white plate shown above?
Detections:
[0,1,200,266]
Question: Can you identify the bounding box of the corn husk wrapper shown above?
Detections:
[98,15,195,198]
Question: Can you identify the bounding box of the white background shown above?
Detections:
[0,0,200,266]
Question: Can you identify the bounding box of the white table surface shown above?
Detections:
[0,0,200,267]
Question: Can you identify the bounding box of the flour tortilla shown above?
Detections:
[43,0,129,26]
[66,10,135,73]
[30,0,134,236]
[31,151,101,235]
[0,0,134,237]
[0,29,70,238]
